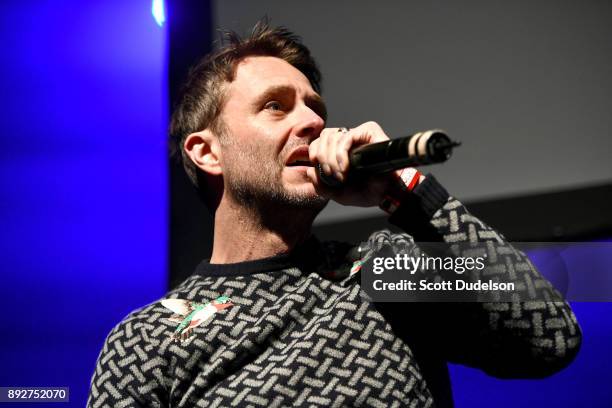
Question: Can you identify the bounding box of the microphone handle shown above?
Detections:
[350,130,458,176]
[317,129,460,187]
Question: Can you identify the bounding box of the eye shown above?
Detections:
[264,101,282,111]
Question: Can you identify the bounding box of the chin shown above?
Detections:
[279,183,327,210]
[286,182,319,199]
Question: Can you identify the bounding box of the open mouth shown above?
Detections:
[285,146,314,168]
[286,160,314,167]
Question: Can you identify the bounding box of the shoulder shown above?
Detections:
[89,289,182,407]
[100,275,210,351]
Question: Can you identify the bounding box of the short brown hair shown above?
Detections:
[169,20,322,190]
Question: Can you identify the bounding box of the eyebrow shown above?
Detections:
[254,84,327,120]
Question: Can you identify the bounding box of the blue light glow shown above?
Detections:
[0,1,168,405]
[152,0,165,27]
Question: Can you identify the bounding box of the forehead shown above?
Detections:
[226,56,317,102]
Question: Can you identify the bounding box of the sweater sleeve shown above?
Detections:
[384,175,582,378]
[87,312,167,408]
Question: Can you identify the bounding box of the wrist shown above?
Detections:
[379,168,424,214]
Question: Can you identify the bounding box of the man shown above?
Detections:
[88,22,581,407]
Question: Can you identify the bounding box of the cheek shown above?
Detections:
[222,122,285,167]
[223,139,279,171]
[253,122,289,154]
[249,132,284,163]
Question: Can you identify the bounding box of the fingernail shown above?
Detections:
[335,172,344,181]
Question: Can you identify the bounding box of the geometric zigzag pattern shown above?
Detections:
[88,197,581,407]
[430,198,581,368]
[89,270,434,407]
[360,198,581,375]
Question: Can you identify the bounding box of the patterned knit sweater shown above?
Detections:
[87,176,581,408]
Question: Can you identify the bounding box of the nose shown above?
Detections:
[295,105,325,139]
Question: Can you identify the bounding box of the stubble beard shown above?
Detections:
[222,141,328,220]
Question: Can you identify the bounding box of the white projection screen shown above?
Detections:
[214,0,612,224]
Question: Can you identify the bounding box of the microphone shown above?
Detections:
[317,129,461,187]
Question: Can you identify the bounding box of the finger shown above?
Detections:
[316,128,334,175]
[308,137,320,164]
[351,121,390,145]
[327,131,343,178]
[306,166,317,184]
[337,131,353,173]
[324,129,340,176]
[306,166,334,197]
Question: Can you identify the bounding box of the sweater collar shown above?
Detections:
[195,235,323,277]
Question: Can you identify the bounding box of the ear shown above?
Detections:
[184,129,223,176]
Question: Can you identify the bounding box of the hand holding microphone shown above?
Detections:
[305,122,459,208]
[306,122,460,206]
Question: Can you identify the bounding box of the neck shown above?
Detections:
[210,197,318,264]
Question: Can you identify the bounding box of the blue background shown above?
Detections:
[0,1,610,407]
[0,1,167,405]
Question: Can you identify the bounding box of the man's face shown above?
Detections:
[217,56,328,211]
